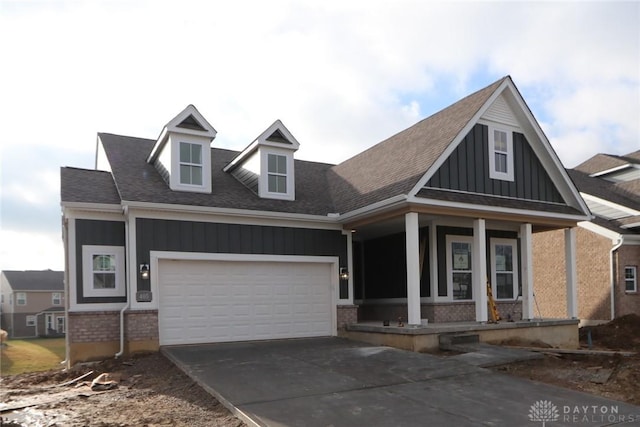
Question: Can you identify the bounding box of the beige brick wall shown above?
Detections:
[533,227,612,321]
[125,310,159,341]
[616,245,640,317]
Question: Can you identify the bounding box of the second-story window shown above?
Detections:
[267,154,287,193]
[179,142,203,186]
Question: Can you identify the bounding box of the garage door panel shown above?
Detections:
[158,259,333,346]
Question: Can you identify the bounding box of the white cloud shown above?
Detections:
[0,0,638,269]
[0,229,63,271]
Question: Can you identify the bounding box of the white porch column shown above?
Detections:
[565,227,578,319]
[473,218,488,322]
[405,212,421,325]
[519,223,534,319]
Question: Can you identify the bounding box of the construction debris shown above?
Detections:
[90,373,118,391]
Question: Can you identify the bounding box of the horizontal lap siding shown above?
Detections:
[136,219,348,295]
[427,124,563,203]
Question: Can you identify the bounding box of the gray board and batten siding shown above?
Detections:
[135,218,350,298]
[75,219,126,304]
[426,124,564,203]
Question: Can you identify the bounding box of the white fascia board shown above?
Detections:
[621,221,640,229]
[622,235,640,245]
[147,127,169,163]
[581,193,640,216]
[406,194,591,222]
[62,203,123,220]
[122,200,343,230]
[337,194,408,223]
[590,164,632,178]
[578,220,622,243]
[407,79,510,197]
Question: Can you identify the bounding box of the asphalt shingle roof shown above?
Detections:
[98,133,337,216]
[2,270,64,291]
[61,167,121,204]
[327,77,507,213]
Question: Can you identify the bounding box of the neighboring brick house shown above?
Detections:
[61,76,591,364]
[0,270,66,338]
[533,150,640,323]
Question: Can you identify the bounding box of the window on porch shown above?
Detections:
[447,236,473,300]
[490,238,519,300]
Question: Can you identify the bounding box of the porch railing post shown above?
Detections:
[473,218,488,322]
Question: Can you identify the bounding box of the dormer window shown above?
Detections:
[489,125,514,181]
[146,105,216,194]
[224,120,299,201]
[179,142,203,186]
[267,154,287,193]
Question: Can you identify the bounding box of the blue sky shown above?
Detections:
[0,0,638,271]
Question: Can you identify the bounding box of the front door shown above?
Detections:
[46,314,53,334]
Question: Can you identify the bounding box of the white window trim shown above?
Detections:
[82,245,126,298]
[259,148,295,201]
[168,134,212,194]
[16,292,26,306]
[625,266,637,293]
[490,238,519,301]
[178,141,204,186]
[26,315,36,327]
[52,292,62,305]
[446,235,474,301]
[267,153,288,194]
[488,125,514,182]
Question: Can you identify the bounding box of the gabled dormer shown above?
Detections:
[147,105,217,194]
[224,120,300,201]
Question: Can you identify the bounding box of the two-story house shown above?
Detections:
[60,76,591,364]
[0,270,66,338]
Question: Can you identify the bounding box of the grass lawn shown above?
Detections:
[1,337,65,376]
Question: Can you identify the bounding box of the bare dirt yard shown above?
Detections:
[1,315,638,426]
[0,352,245,427]
[493,314,640,406]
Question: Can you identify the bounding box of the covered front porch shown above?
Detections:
[346,209,580,326]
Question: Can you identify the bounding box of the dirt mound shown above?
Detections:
[581,314,640,351]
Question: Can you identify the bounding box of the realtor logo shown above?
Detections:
[529,400,559,426]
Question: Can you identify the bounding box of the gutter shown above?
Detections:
[115,205,131,359]
[610,236,624,320]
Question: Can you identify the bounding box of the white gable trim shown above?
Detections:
[578,221,621,243]
[223,119,300,173]
[147,105,217,163]
[406,78,590,218]
[581,192,640,218]
[590,164,633,178]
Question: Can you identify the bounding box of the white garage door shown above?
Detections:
[158,259,334,346]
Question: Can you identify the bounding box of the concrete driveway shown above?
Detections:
[162,338,639,427]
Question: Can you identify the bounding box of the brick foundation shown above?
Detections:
[68,310,159,365]
[358,301,520,323]
[336,305,358,330]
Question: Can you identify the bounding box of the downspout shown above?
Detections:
[610,236,624,320]
[115,205,131,359]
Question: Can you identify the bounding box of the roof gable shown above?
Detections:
[147,105,217,163]
[327,77,507,214]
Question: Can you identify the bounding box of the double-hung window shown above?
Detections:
[267,154,287,194]
[16,292,26,306]
[26,315,36,327]
[625,266,637,293]
[82,245,125,297]
[491,239,519,300]
[179,142,203,186]
[52,292,62,305]
[489,126,514,181]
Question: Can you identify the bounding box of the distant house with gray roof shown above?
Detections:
[533,150,640,323]
[60,76,591,364]
[0,270,65,338]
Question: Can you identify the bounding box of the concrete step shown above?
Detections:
[439,333,480,351]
